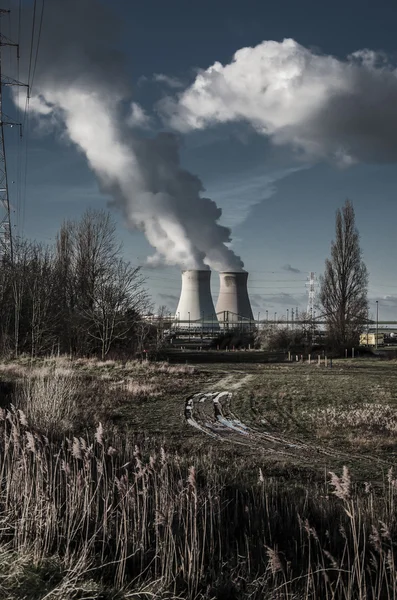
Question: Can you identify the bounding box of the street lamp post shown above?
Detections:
[266,310,268,322]
[376,301,379,349]
[287,308,289,329]
[274,312,277,329]
[258,312,260,330]
[188,311,191,341]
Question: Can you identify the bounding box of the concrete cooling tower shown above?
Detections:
[216,271,254,326]
[175,270,219,329]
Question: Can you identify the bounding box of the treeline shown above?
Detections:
[0,209,152,359]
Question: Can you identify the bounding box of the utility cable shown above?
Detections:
[29,0,44,95]
[26,0,36,89]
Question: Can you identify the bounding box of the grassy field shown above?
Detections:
[0,355,397,598]
[3,355,395,478]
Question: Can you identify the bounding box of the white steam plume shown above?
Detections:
[17,0,243,272]
[161,39,397,166]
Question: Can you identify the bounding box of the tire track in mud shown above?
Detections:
[185,390,311,456]
[184,373,393,468]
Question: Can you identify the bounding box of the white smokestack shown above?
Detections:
[216,271,254,325]
[175,270,219,329]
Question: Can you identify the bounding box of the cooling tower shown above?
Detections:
[216,271,254,325]
[175,270,219,329]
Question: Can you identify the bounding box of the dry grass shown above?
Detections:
[0,355,195,380]
[124,380,163,396]
[15,369,80,434]
[228,361,397,459]
[109,378,163,397]
[0,357,200,441]
[301,402,397,434]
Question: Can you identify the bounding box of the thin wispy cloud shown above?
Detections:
[153,73,184,89]
[207,166,308,228]
[382,295,397,307]
[282,264,301,274]
[249,292,306,310]
[127,102,152,129]
[138,73,184,89]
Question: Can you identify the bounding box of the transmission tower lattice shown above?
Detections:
[0,9,27,261]
[306,271,317,318]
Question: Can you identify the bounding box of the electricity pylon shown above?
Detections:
[306,271,317,319]
[0,9,28,262]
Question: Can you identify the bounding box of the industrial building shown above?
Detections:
[360,332,385,347]
[174,269,254,333]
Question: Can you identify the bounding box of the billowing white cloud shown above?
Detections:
[161,38,397,165]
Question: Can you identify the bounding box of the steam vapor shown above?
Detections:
[16,0,244,272]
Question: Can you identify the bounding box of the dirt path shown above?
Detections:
[208,373,253,391]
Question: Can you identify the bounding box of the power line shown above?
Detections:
[18,1,45,237]
[26,0,36,89]
[15,0,22,235]
[29,0,44,94]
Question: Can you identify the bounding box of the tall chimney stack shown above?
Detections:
[216,271,254,326]
[175,270,218,329]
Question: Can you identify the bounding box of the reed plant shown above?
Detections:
[0,400,396,598]
[15,368,80,435]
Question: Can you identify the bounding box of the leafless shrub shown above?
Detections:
[15,369,80,433]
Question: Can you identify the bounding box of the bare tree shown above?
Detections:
[0,254,14,355]
[74,209,120,314]
[151,305,171,357]
[11,240,32,358]
[54,221,77,355]
[319,200,368,349]
[83,260,149,359]
[26,244,58,357]
[134,319,153,359]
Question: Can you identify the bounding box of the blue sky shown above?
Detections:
[3,0,397,321]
